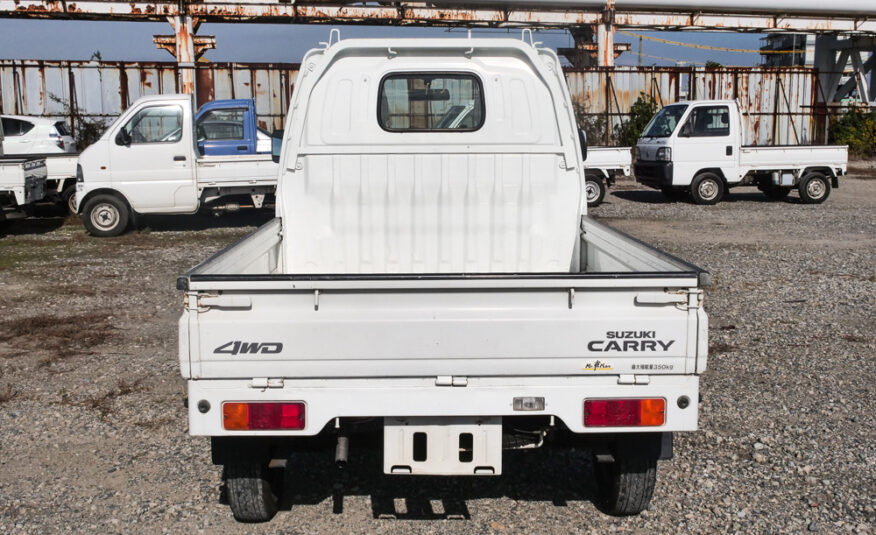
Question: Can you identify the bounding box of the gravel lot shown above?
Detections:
[0,174,873,534]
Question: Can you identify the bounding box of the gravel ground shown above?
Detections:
[0,176,873,534]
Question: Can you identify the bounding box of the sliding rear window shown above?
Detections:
[378,73,484,132]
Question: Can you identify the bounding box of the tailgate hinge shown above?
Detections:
[195,293,252,311]
[635,289,701,311]
[436,376,468,387]
[251,378,285,389]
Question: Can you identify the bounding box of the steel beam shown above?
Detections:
[1,2,875,34]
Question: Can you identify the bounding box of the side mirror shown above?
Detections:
[679,123,692,138]
[115,129,132,146]
[577,127,587,162]
[271,129,284,164]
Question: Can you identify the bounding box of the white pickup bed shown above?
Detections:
[179,216,708,436]
[196,154,276,188]
[739,145,847,172]
[0,157,47,219]
[586,146,631,174]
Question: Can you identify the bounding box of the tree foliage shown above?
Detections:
[48,93,109,151]
[613,93,659,147]
[829,107,876,159]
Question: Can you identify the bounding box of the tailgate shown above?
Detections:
[196,154,277,186]
[180,280,706,380]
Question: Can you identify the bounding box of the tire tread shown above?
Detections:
[225,463,278,523]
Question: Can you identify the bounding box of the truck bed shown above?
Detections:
[739,144,848,170]
[196,153,276,188]
[585,146,632,170]
[179,217,709,383]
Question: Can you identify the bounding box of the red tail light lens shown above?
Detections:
[223,402,305,430]
[584,398,665,427]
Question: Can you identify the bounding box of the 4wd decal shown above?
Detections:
[214,341,283,355]
[587,331,675,352]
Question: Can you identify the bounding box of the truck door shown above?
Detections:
[196,107,252,156]
[673,104,738,184]
[109,103,197,213]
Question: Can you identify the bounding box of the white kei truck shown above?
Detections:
[583,146,631,207]
[634,100,848,205]
[75,95,276,236]
[1,122,48,223]
[177,37,710,523]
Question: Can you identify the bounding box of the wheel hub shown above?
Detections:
[92,204,119,230]
[698,180,718,200]
[585,181,599,202]
[807,179,826,198]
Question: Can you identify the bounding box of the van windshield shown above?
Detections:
[641,104,688,138]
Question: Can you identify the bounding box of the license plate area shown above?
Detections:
[383,417,502,476]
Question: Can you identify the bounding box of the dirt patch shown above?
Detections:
[709,341,738,354]
[0,311,115,360]
[0,385,16,403]
[60,377,147,419]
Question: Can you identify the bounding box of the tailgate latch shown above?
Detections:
[251,378,285,389]
[436,376,468,387]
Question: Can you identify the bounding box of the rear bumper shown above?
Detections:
[187,374,700,436]
[634,161,673,188]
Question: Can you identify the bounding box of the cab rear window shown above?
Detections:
[378,73,484,132]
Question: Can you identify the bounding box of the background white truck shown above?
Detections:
[1,121,48,223]
[75,94,277,236]
[584,146,631,207]
[634,100,848,205]
[177,37,709,523]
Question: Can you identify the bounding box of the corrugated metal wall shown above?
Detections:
[566,66,824,145]
[0,60,826,147]
[0,60,300,136]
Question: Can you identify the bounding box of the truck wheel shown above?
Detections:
[82,194,130,237]
[762,185,791,200]
[660,185,686,201]
[225,463,279,523]
[690,172,724,205]
[585,172,607,207]
[61,185,77,215]
[798,172,830,204]
[594,452,657,516]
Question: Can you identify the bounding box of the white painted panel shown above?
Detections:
[284,153,580,273]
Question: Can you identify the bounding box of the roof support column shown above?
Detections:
[154,16,215,95]
[597,1,615,67]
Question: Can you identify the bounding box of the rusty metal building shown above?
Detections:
[0,58,834,146]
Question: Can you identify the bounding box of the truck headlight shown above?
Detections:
[656,147,671,161]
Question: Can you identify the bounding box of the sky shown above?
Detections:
[0,19,767,67]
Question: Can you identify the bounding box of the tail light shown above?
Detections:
[222,402,305,430]
[584,398,665,427]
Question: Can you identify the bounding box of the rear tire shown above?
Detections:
[61,185,77,215]
[690,172,724,205]
[798,172,830,204]
[594,452,657,516]
[585,172,607,207]
[225,463,279,523]
[82,194,129,237]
